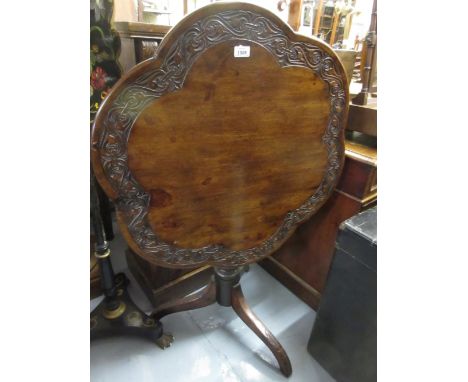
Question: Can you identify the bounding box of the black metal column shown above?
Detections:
[90,171,172,348]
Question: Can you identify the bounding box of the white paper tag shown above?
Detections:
[234,45,250,58]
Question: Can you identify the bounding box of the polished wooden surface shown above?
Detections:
[232,283,292,377]
[129,42,330,251]
[261,136,377,309]
[92,2,348,268]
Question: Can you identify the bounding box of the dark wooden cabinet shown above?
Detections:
[113,21,170,72]
[308,207,377,382]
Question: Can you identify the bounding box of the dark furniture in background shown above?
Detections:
[91,3,349,376]
[114,22,170,72]
[308,206,377,382]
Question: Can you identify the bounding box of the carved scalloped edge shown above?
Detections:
[96,9,346,267]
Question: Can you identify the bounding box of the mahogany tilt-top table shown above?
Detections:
[91,2,348,377]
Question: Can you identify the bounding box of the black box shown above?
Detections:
[308,206,376,382]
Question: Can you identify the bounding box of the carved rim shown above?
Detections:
[91,2,349,268]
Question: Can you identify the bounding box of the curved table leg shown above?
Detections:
[231,283,292,377]
[152,278,216,320]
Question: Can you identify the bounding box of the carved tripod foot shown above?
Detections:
[150,269,292,377]
[231,283,292,377]
[152,277,217,320]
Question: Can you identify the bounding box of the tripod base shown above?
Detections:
[91,273,174,349]
[151,268,292,377]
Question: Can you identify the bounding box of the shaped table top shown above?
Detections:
[91,2,349,268]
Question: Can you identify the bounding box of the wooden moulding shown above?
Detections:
[113,21,171,39]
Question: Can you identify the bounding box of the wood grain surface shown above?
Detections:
[91,2,348,268]
[128,41,329,251]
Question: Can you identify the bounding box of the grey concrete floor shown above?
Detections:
[90,226,334,382]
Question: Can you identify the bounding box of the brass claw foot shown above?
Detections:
[156,333,175,349]
[91,273,165,344]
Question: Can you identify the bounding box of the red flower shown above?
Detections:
[91,66,107,90]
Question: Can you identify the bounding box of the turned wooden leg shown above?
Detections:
[231,283,292,377]
[152,278,216,320]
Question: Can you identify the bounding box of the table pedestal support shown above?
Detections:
[152,267,292,377]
